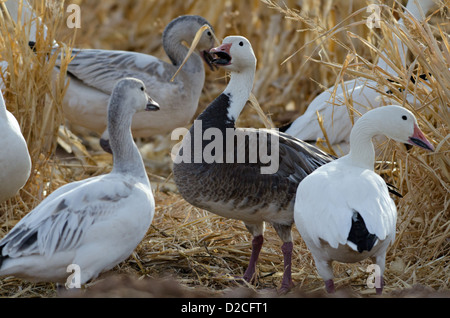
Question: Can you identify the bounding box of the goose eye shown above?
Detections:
[239,41,244,46]
[402,115,407,120]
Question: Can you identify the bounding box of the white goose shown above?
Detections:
[0,78,159,285]
[0,90,31,203]
[173,36,335,293]
[283,0,437,155]
[294,105,434,294]
[55,15,215,152]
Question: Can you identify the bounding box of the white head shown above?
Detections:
[361,105,434,151]
[209,36,256,73]
[110,78,160,115]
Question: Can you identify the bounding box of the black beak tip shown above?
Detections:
[408,137,435,152]
[146,102,160,112]
[202,50,218,71]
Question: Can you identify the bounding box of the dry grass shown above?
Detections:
[0,0,448,297]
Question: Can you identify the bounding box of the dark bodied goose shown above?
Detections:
[283,0,438,156]
[52,15,216,152]
[172,36,334,292]
[294,105,434,294]
[0,78,159,285]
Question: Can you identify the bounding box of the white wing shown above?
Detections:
[285,78,389,145]
[0,174,153,258]
[295,161,397,249]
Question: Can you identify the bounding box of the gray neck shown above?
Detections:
[163,27,205,74]
[223,68,255,122]
[108,97,147,179]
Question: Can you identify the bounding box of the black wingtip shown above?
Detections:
[347,212,378,253]
[0,246,4,269]
[100,138,113,154]
[386,182,403,198]
[278,122,293,133]
[28,41,37,52]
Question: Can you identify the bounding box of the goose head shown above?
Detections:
[112,78,160,114]
[209,36,256,73]
[368,105,434,151]
[163,15,216,70]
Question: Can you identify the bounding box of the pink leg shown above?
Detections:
[376,276,384,295]
[279,242,294,293]
[243,235,264,283]
[325,279,335,293]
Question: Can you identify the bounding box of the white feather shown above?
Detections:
[0,92,31,203]
[295,160,396,250]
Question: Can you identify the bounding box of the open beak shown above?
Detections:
[202,50,218,71]
[209,43,232,66]
[145,95,160,111]
[408,124,434,152]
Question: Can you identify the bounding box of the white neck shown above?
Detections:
[223,68,255,122]
[346,115,380,170]
[6,0,47,42]
[376,0,434,75]
[403,0,436,22]
[0,94,8,119]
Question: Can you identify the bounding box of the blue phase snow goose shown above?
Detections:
[0,78,159,285]
[283,0,437,156]
[172,36,335,293]
[294,105,434,294]
[0,90,31,203]
[53,15,215,152]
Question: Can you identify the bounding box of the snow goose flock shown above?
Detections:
[294,105,434,294]
[0,78,158,284]
[0,0,444,296]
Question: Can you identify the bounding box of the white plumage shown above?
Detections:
[298,166,396,251]
[294,105,435,294]
[0,91,31,203]
[0,78,159,285]
[284,0,437,155]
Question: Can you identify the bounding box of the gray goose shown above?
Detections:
[52,15,216,152]
[172,36,334,292]
[0,78,159,284]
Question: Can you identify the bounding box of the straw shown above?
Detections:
[170,24,218,82]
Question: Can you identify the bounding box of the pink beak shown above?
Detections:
[408,124,435,152]
[210,43,232,55]
[209,43,232,66]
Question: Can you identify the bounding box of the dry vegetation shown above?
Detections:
[0,0,448,298]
